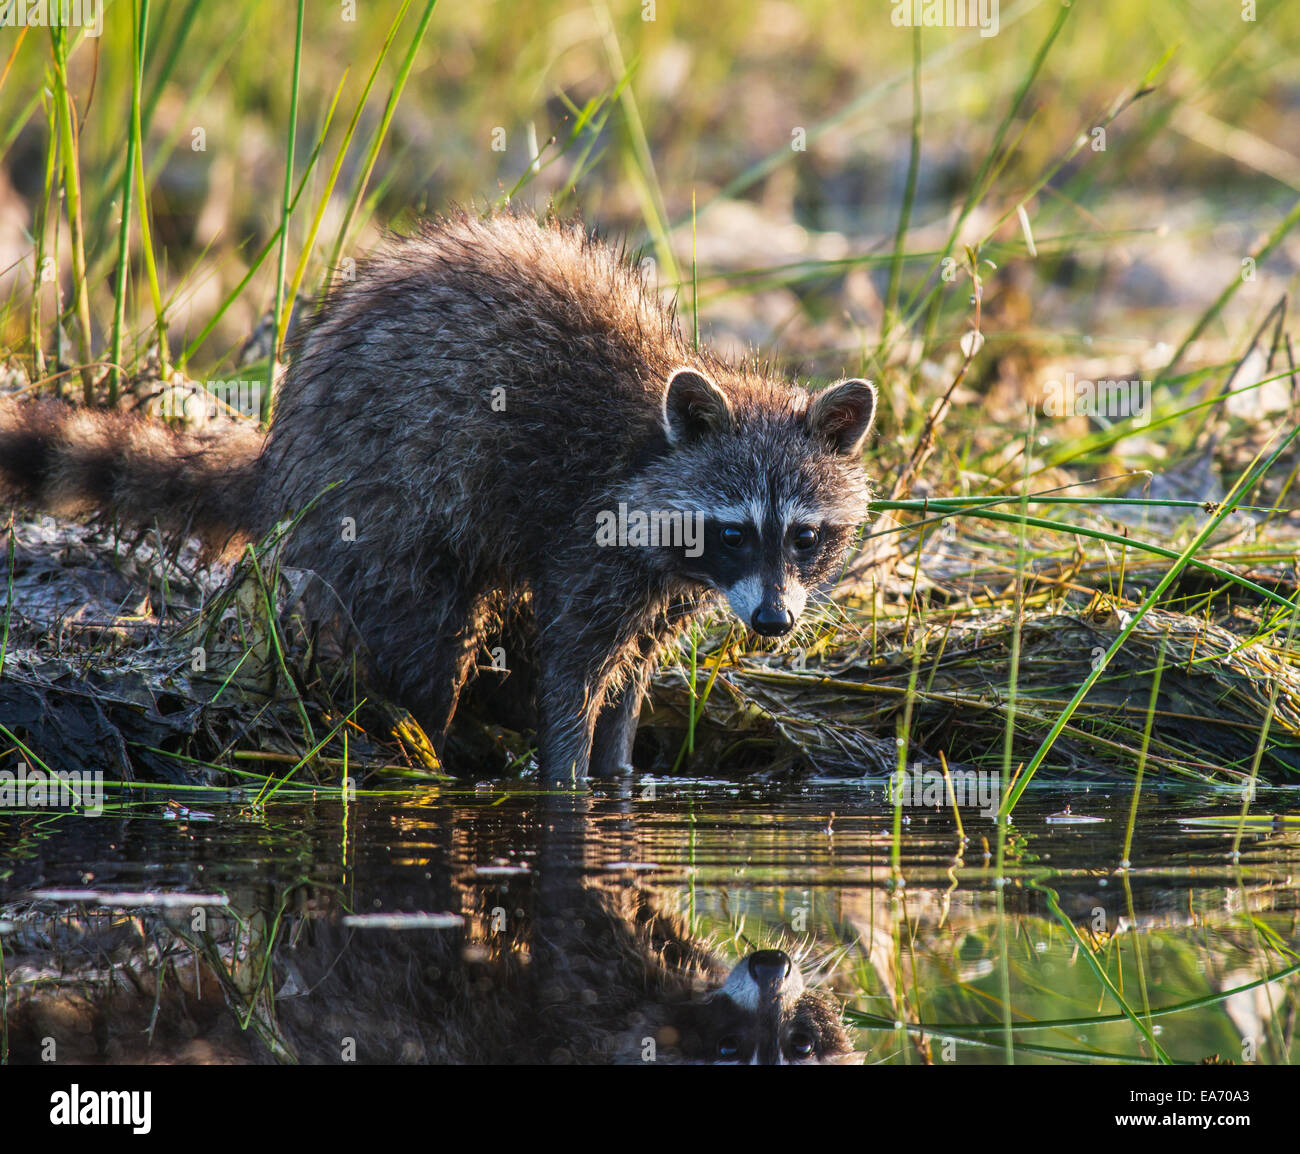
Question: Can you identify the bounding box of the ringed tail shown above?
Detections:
[0,396,265,558]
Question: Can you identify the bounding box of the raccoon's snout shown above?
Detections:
[747,949,793,991]
[752,604,795,636]
[748,949,795,1065]
[709,947,824,1065]
[719,947,805,1009]
[725,576,805,637]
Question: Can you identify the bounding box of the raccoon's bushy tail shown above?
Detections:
[0,397,266,557]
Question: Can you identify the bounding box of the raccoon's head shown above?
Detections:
[673,948,851,1064]
[636,366,876,638]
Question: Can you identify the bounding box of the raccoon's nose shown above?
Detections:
[751,606,795,636]
[748,949,793,988]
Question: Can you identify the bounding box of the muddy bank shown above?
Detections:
[2,515,1296,788]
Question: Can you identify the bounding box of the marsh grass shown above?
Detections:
[1,4,1299,797]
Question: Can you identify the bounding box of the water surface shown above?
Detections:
[2,777,1296,1064]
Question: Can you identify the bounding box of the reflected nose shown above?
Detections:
[748,949,793,1065]
[748,949,793,988]
[751,605,795,636]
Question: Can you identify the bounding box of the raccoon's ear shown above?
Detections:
[806,378,876,457]
[663,368,733,444]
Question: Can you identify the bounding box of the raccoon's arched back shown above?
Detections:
[412,211,682,359]
[296,210,692,394]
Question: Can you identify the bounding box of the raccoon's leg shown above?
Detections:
[589,635,660,778]
[416,630,480,747]
[533,605,632,782]
[538,598,687,780]
[589,600,702,778]
[534,664,602,783]
[589,678,643,778]
[428,599,494,745]
[389,578,490,752]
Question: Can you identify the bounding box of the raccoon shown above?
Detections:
[0,212,876,778]
[2,886,853,1065]
[265,893,852,1065]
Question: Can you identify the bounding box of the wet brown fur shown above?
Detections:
[0,398,261,556]
[0,211,875,777]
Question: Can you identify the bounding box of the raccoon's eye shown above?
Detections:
[720,525,745,548]
[792,525,819,552]
[789,1030,816,1059]
[716,1035,741,1060]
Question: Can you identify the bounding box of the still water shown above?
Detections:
[2,777,1297,1064]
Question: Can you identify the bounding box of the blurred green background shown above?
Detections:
[1,0,1298,447]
